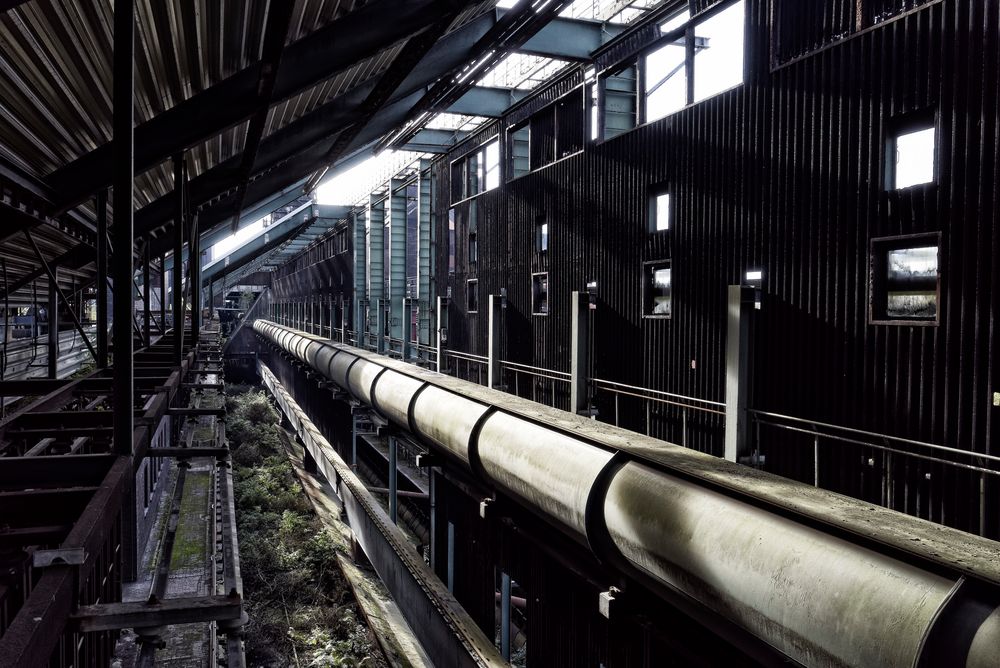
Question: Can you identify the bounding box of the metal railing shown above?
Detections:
[750,409,1000,536]
[500,360,570,409]
[270,309,998,535]
[444,349,488,384]
[592,378,725,449]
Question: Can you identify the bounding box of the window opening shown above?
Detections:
[452,139,501,201]
[644,261,672,317]
[509,123,530,179]
[485,140,500,190]
[448,209,456,274]
[599,1,745,132]
[536,217,549,253]
[531,273,549,315]
[645,38,686,122]
[649,191,670,232]
[871,235,939,323]
[890,125,936,189]
[602,64,638,139]
[467,279,479,313]
[693,1,745,103]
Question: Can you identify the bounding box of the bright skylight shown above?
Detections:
[477,52,571,90]
[425,113,489,133]
[211,218,265,261]
[316,150,422,206]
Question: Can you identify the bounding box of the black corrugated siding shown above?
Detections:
[432,0,1000,536]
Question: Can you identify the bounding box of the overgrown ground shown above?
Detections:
[228,387,386,668]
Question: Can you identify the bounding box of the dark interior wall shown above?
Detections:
[431,0,1000,534]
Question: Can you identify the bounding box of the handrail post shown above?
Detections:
[487,294,501,389]
[724,285,754,463]
[570,290,590,416]
[436,296,448,373]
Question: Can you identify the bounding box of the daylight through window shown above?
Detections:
[644,261,672,317]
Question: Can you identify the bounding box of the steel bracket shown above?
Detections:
[33,547,87,568]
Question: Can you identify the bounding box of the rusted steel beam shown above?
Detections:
[4,427,113,438]
[0,454,115,490]
[0,487,100,526]
[70,595,243,633]
[0,525,70,548]
[167,407,225,416]
[0,379,71,396]
[143,447,230,458]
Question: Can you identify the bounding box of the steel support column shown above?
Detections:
[172,155,185,365]
[112,0,137,583]
[417,159,433,350]
[112,0,134,456]
[402,298,412,360]
[375,298,386,354]
[388,435,398,524]
[96,189,109,368]
[47,267,58,378]
[366,196,384,348]
[142,242,151,347]
[189,213,200,344]
[388,179,407,344]
[158,254,166,332]
[353,209,367,345]
[500,572,512,661]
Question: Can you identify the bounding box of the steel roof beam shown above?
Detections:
[402,128,471,154]
[301,6,465,193]
[226,0,297,232]
[518,14,626,61]
[379,0,577,151]
[137,9,503,250]
[45,0,465,212]
[446,86,528,117]
[200,205,317,286]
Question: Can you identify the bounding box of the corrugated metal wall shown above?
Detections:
[431,0,1000,537]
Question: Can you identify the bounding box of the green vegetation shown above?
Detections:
[170,470,210,569]
[228,389,384,668]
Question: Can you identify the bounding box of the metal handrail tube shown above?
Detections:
[593,383,725,416]
[500,359,570,378]
[253,320,1000,668]
[755,418,1000,477]
[592,377,725,408]
[502,365,571,385]
[445,349,487,363]
[751,409,1000,465]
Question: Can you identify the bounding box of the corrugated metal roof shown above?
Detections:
[0,0,567,300]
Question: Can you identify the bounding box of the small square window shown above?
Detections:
[890,125,936,189]
[644,261,672,317]
[870,234,940,324]
[649,191,670,232]
[532,273,549,315]
[536,217,548,253]
[467,279,479,313]
[484,141,500,190]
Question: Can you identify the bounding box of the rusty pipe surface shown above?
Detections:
[253,320,1000,668]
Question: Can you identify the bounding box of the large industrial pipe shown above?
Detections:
[253,320,1000,668]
